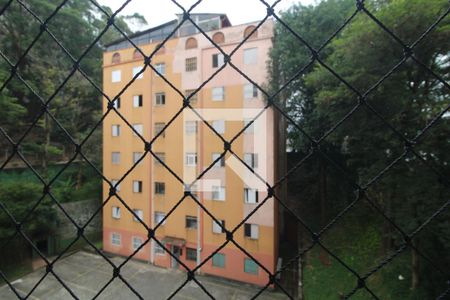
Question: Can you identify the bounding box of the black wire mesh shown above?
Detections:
[0,0,449,299]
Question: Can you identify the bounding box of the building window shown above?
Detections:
[112,152,120,164]
[132,124,143,136]
[244,258,258,274]
[154,152,165,164]
[185,37,198,49]
[212,87,224,101]
[212,186,225,201]
[133,66,144,79]
[133,209,143,222]
[155,92,165,106]
[186,248,197,261]
[112,97,121,109]
[111,179,120,192]
[185,216,198,229]
[154,122,165,137]
[154,242,165,255]
[112,125,120,137]
[212,219,225,234]
[133,49,144,60]
[212,153,225,167]
[212,120,225,134]
[185,57,197,72]
[154,182,165,195]
[133,95,143,107]
[244,223,259,239]
[112,206,121,219]
[212,53,224,68]
[244,119,255,134]
[133,152,143,164]
[112,53,121,64]
[244,153,258,168]
[244,25,258,40]
[244,188,258,204]
[212,32,225,44]
[185,90,198,104]
[185,121,197,135]
[133,180,142,193]
[154,212,166,225]
[243,48,258,65]
[212,253,225,268]
[185,153,197,167]
[112,70,121,83]
[132,237,143,250]
[111,233,121,246]
[155,63,166,75]
[244,84,258,99]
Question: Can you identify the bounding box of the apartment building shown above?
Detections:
[102,14,278,286]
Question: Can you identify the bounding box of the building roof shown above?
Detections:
[105,13,231,52]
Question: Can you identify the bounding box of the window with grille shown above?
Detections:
[155,92,165,106]
[244,153,258,169]
[112,207,121,219]
[185,57,197,72]
[132,209,143,222]
[112,152,120,164]
[184,89,198,104]
[133,152,143,164]
[244,223,259,239]
[132,66,144,79]
[154,242,165,255]
[112,125,120,137]
[212,253,225,268]
[243,83,258,99]
[244,188,259,204]
[185,121,197,134]
[155,63,165,75]
[154,212,166,225]
[113,97,120,109]
[243,48,257,65]
[112,70,121,82]
[133,180,142,193]
[111,180,120,192]
[111,233,121,246]
[154,122,165,137]
[212,219,225,234]
[132,237,143,250]
[185,153,197,167]
[212,87,224,101]
[212,153,225,167]
[212,53,224,68]
[132,124,143,136]
[133,95,143,107]
[186,248,197,261]
[212,186,225,201]
[185,216,198,229]
[154,152,165,164]
[212,120,225,134]
[154,182,165,195]
[244,258,258,274]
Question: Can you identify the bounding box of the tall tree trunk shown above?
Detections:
[297,224,304,300]
[42,112,51,179]
[411,239,419,290]
[318,158,330,265]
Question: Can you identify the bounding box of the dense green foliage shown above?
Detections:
[270,0,449,298]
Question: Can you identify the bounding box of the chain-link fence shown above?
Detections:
[0,0,449,299]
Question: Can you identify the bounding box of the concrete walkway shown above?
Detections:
[0,251,289,300]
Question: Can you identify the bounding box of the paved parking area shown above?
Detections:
[0,251,288,299]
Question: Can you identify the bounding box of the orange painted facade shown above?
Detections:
[102,15,277,286]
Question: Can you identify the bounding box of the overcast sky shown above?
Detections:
[97,0,317,30]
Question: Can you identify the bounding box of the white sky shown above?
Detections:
[97,0,317,30]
